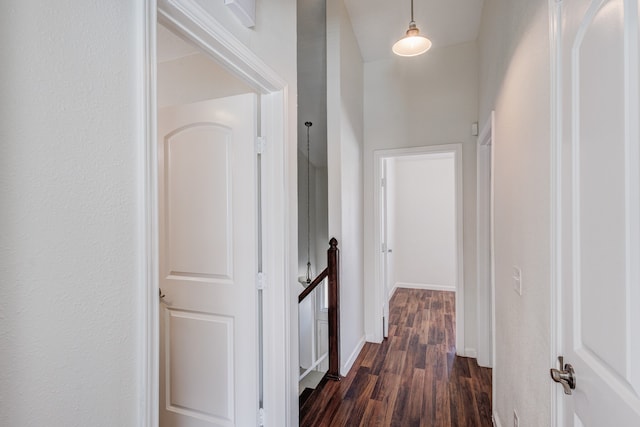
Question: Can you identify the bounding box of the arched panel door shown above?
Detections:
[158,94,258,427]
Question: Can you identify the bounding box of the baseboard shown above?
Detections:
[493,411,503,427]
[341,335,366,376]
[365,333,382,343]
[465,348,478,358]
[395,282,456,292]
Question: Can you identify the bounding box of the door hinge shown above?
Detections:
[255,136,266,154]
[258,407,265,426]
[382,242,387,253]
[381,177,386,187]
[256,272,267,290]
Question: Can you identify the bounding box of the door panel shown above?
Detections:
[559,0,640,424]
[165,125,232,279]
[166,311,234,422]
[159,94,257,427]
[576,0,627,375]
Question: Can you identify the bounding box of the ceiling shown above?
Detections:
[158,1,485,64]
[157,2,485,167]
[157,24,198,63]
[344,0,485,62]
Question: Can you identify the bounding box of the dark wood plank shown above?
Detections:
[300,288,493,427]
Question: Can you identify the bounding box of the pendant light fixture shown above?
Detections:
[304,121,313,284]
[392,0,432,57]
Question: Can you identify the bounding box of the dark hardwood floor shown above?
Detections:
[300,288,492,427]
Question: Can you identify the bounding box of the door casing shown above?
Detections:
[138,0,293,425]
[372,144,465,354]
[476,112,495,370]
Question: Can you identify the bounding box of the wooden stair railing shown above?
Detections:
[298,238,340,381]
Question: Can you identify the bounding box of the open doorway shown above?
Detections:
[156,24,260,427]
[142,4,292,424]
[373,144,464,352]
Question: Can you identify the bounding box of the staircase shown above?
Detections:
[298,238,341,410]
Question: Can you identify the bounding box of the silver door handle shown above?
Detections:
[550,356,576,395]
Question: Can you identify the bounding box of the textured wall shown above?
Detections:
[477,0,552,425]
[362,41,479,352]
[327,0,366,375]
[0,1,140,425]
[0,0,300,425]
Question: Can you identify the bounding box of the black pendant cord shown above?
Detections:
[305,121,312,284]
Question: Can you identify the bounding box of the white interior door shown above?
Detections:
[557,0,640,425]
[158,94,258,427]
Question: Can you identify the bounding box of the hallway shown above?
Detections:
[300,288,492,426]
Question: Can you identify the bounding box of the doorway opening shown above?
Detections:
[141,3,292,425]
[156,23,260,427]
[373,144,464,353]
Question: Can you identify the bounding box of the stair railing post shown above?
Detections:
[326,237,341,381]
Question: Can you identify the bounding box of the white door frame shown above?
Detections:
[138,1,292,425]
[550,1,561,424]
[372,144,465,353]
[476,112,495,369]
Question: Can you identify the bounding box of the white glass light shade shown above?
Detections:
[392,24,432,57]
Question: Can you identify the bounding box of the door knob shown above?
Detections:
[550,356,576,395]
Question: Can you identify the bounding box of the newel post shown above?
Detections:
[327,237,341,381]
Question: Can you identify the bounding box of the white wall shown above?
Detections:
[363,41,478,351]
[326,0,366,375]
[297,154,329,280]
[390,155,456,290]
[298,151,319,279]
[0,1,298,425]
[297,0,328,167]
[297,151,326,369]
[477,0,552,425]
[158,53,253,108]
[314,166,329,271]
[0,2,141,425]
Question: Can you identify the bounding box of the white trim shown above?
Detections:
[387,284,399,300]
[139,1,159,425]
[549,0,562,426]
[365,333,378,342]
[394,282,456,292]
[464,348,478,358]
[158,0,286,91]
[372,143,465,355]
[341,335,366,376]
[260,90,292,427]
[143,3,292,426]
[299,352,328,381]
[476,111,495,369]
